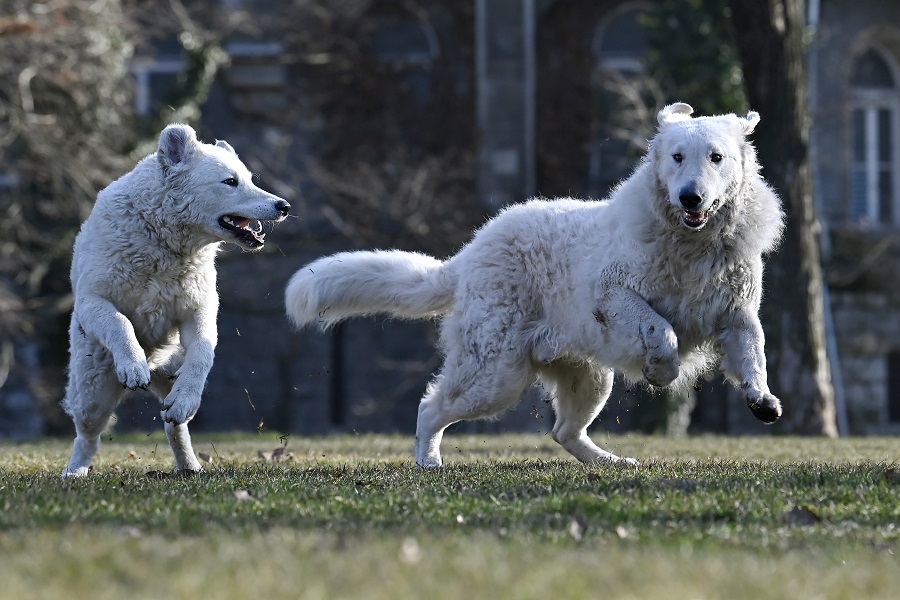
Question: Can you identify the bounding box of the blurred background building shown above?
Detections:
[1,0,898,438]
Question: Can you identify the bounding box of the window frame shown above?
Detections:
[847,48,900,227]
[888,351,900,424]
[129,56,185,116]
[587,2,654,197]
[367,5,439,68]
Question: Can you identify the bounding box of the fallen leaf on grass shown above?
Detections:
[398,537,422,564]
[119,526,142,538]
[568,515,587,541]
[657,478,699,492]
[127,450,140,460]
[258,447,291,462]
[198,452,213,464]
[233,489,255,502]
[784,506,822,525]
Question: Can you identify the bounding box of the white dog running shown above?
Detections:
[62,124,290,477]
[285,103,784,466]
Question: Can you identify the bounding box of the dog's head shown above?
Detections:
[157,124,290,250]
[649,103,760,231]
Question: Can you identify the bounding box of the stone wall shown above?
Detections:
[829,291,899,433]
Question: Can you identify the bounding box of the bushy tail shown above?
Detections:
[285,250,455,329]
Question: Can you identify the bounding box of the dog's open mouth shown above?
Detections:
[682,210,710,229]
[219,214,266,248]
[681,198,719,229]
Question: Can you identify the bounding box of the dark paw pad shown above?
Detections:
[747,394,782,423]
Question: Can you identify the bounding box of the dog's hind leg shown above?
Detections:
[415,356,534,468]
[415,377,458,468]
[541,361,638,465]
[64,433,101,478]
[62,347,125,478]
[65,402,113,478]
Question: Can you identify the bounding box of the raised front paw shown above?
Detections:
[643,355,680,387]
[161,391,202,425]
[641,323,680,387]
[745,389,782,423]
[116,359,151,390]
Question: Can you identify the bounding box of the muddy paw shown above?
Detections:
[641,323,679,387]
[643,355,680,387]
[746,391,782,423]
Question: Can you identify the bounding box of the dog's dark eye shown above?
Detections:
[222,177,239,187]
[710,153,723,163]
[673,153,683,163]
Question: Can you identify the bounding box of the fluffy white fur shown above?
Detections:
[62,124,290,477]
[286,103,784,466]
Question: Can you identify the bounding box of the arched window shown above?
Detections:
[368,9,437,66]
[588,3,653,196]
[366,4,439,112]
[851,49,894,88]
[849,48,900,226]
[591,5,649,73]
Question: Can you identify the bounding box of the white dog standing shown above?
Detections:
[62,124,290,477]
[286,103,784,466]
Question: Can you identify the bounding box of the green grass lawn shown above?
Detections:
[1,432,898,599]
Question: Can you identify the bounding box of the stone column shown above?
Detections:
[476,0,536,212]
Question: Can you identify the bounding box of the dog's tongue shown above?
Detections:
[232,217,252,230]
[684,210,705,227]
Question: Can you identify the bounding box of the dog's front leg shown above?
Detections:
[165,420,202,474]
[599,287,680,387]
[160,310,217,427]
[75,294,150,389]
[158,312,215,473]
[719,308,782,423]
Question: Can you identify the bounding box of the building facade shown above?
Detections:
[811,0,900,433]
[4,0,896,438]
[123,0,900,436]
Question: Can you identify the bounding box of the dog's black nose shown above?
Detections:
[679,192,702,210]
[275,199,291,217]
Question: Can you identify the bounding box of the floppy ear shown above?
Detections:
[657,102,694,127]
[740,110,761,136]
[158,124,199,174]
[215,139,236,155]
